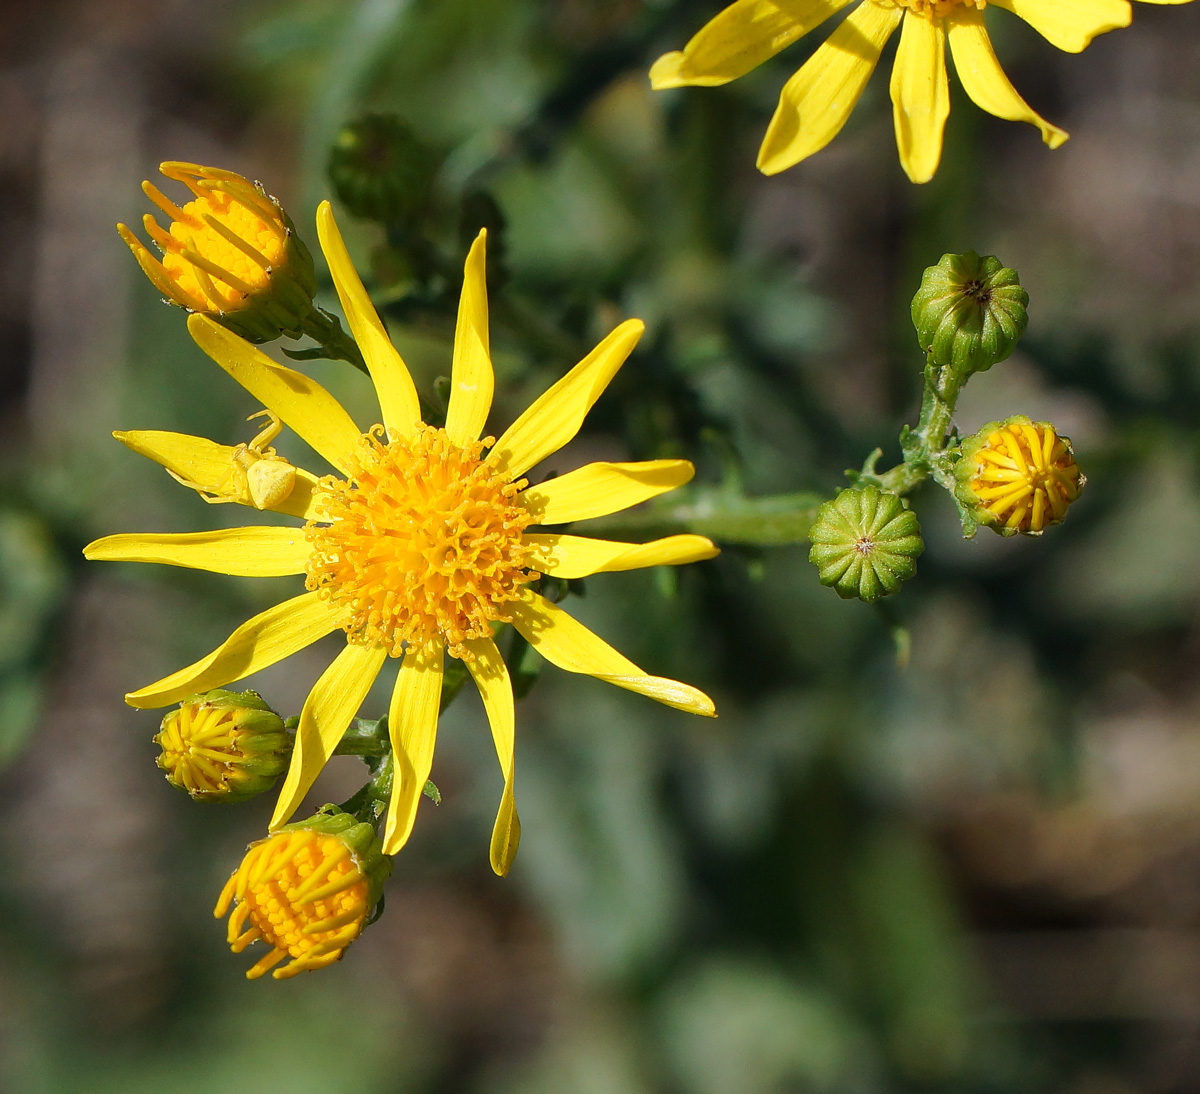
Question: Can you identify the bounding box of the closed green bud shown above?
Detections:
[809,485,924,602]
[954,416,1084,537]
[155,688,291,802]
[327,114,441,225]
[911,251,1028,376]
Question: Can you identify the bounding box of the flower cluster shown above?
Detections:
[94,167,718,978]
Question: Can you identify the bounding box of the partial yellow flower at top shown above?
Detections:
[651,0,1194,183]
[117,162,318,343]
[86,202,718,877]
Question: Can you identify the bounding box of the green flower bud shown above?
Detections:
[327,114,441,225]
[954,416,1084,537]
[117,162,318,344]
[155,688,291,802]
[808,485,924,602]
[214,806,393,980]
[911,251,1028,375]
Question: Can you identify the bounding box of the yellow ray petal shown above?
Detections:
[315,201,422,438]
[890,11,951,184]
[947,10,1068,147]
[462,636,520,876]
[187,314,362,475]
[126,591,341,708]
[509,589,716,716]
[488,319,644,479]
[83,527,310,577]
[269,641,388,831]
[650,0,855,88]
[383,639,444,855]
[445,229,495,447]
[757,2,902,174]
[990,0,1130,53]
[114,430,325,520]
[523,533,718,579]
[519,459,694,524]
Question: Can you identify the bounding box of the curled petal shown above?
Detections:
[509,589,716,716]
[650,0,855,88]
[84,527,311,577]
[523,533,718,579]
[947,8,1068,148]
[488,320,644,479]
[126,592,341,709]
[890,11,951,184]
[269,642,388,830]
[445,230,494,446]
[519,459,694,524]
[383,639,444,855]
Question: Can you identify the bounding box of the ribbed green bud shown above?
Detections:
[954,416,1084,537]
[808,485,924,602]
[155,688,291,802]
[327,114,441,225]
[911,251,1028,376]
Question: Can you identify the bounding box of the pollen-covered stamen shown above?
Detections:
[968,421,1082,533]
[214,830,371,980]
[305,424,538,660]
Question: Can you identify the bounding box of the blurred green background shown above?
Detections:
[3,0,1200,1091]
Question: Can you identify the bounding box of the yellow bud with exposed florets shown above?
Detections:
[955,416,1084,536]
[155,688,291,803]
[214,807,392,980]
[117,162,318,344]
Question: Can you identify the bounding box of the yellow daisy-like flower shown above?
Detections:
[86,202,718,875]
[651,0,1193,183]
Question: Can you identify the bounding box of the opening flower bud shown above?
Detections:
[955,416,1084,536]
[911,251,1028,376]
[808,485,924,602]
[155,688,290,802]
[214,808,392,980]
[117,162,318,343]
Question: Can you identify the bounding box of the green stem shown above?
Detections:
[296,307,369,373]
[869,355,963,496]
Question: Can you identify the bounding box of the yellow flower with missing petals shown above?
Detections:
[86,202,718,875]
[117,162,318,343]
[651,0,1193,183]
[956,416,1084,534]
[215,809,391,980]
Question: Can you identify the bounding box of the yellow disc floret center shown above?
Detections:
[305,424,537,660]
[882,0,985,16]
[217,829,370,980]
[156,702,244,796]
[969,421,1082,533]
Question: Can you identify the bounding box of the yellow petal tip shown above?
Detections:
[649,51,687,89]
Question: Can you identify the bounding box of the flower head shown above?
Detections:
[214,808,391,980]
[117,162,318,342]
[87,202,718,876]
[651,0,1190,183]
[155,688,291,802]
[808,485,924,601]
[955,416,1084,535]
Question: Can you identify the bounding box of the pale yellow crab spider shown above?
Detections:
[170,409,297,510]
